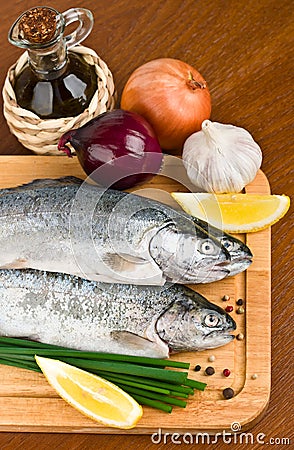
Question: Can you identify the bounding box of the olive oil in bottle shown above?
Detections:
[9,6,97,119]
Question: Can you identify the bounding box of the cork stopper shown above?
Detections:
[18,7,57,44]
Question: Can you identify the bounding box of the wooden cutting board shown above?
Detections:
[0,155,271,434]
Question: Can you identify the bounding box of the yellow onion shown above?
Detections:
[121,58,211,152]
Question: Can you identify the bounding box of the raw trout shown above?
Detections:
[0,269,236,358]
[0,177,251,285]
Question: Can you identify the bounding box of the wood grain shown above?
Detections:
[0,0,293,448]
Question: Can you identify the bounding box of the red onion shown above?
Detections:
[58,109,163,190]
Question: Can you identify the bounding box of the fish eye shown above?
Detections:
[222,239,237,252]
[204,314,220,327]
[199,240,217,255]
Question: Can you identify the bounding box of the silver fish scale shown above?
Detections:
[72,182,181,238]
[0,269,171,331]
[0,269,236,355]
[0,179,175,248]
[0,269,171,354]
[0,179,196,283]
[0,187,73,240]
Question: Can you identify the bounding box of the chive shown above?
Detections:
[184,378,207,391]
[0,346,187,384]
[0,347,202,390]
[59,357,188,384]
[0,354,190,402]
[0,357,41,372]
[86,370,194,395]
[113,385,187,408]
[0,338,189,368]
[169,390,189,398]
[91,373,171,395]
[0,352,36,362]
[131,394,173,413]
[0,337,56,348]
[0,346,203,389]
[0,348,188,384]
[91,370,192,397]
[0,337,206,414]
[0,355,174,413]
[0,355,33,365]
[0,349,195,389]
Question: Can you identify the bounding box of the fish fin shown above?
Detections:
[0,177,83,194]
[99,252,164,285]
[0,258,28,269]
[8,335,41,342]
[25,335,41,342]
[102,252,147,270]
[110,331,169,358]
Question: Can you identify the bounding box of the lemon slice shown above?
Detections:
[35,356,143,429]
[171,192,290,233]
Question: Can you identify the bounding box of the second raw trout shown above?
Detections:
[0,269,236,357]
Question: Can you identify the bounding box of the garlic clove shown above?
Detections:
[182,120,262,193]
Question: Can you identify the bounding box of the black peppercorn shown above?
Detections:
[194,364,201,372]
[236,299,244,306]
[205,366,215,376]
[223,387,234,399]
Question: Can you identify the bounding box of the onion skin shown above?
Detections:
[121,58,211,152]
[58,109,163,190]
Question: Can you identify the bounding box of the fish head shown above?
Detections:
[149,217,231,284]
[220,235,253,276]
[191,218,253,277]
[155,289,236,352]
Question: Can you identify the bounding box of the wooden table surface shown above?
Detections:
[0,1,293,449]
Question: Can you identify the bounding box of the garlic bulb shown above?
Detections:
[182,120,262,193]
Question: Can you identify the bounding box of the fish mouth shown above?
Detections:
[203,259,232,277]
[175,262,230,284]
[227,256,252,277]
[204,330,236,341]
[214,260,232,269]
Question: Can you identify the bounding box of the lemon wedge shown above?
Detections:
[35,356,143,429]
[171,192,290,233]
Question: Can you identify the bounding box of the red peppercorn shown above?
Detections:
[225,305,233,313]
[223,368,231,377]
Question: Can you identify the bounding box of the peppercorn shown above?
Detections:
[205,366,215,376]
[236,306,245,314]
[194,364,201,372]
[236,298,244,306]
[223,387,234,399]
[225,305,234,313]
[222,295,230,301]
[251,373,258,380]
[208,355,215,362]
[223,368,231,377]
[236,333,244,341]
